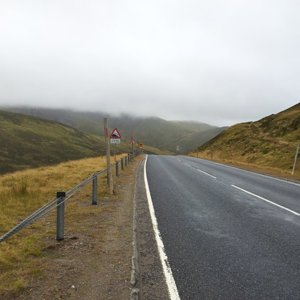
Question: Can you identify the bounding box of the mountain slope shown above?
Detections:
[2,107,225,153]
[194,103,300,176]
[0,110,106,174]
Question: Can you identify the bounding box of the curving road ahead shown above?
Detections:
[145,155,300,299]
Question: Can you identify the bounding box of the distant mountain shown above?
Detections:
[0,110,106,174]
[195,103,300,176]
[2,107,225,153]
[0,110,172,174]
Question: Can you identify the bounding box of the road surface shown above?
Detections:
[145,155,300,299]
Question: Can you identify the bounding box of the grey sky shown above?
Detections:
[0,0,299,126]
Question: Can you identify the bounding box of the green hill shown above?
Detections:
[0,110,108,174]
[2,107,225,154]
[194,103,300,177]
[0,110,170,174]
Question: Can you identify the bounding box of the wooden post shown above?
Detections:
[104,118,113,194]
[292,144,300,175]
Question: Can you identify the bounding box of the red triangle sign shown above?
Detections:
[110,128,122,139]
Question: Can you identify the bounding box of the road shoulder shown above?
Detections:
[10,156,142,300]
[133,158,170,299]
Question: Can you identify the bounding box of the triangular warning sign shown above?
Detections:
[110,128,122,139]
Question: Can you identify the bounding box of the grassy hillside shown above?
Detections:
[193,103,300,178]
[0,110,170,174]
[3,107,224,154]
[0,110,109,174]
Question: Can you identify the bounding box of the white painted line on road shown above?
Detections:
[231,185,300,216]
[144,155,181,300]
[194,157,300,187]
[196,169,217,179]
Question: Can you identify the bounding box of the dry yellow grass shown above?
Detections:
[191,103,300,181]
[0,154,127,296]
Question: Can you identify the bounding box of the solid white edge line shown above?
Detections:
[192,157,300,187]
[196,169,217,179]
[231,184,300,216]
[144,155,181,300]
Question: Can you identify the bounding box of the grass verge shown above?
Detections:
[0,154,127,297]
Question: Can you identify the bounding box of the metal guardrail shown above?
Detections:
[0,153,136,243]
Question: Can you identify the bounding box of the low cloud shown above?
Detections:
[0,0,299,126]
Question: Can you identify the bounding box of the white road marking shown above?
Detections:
[196,169,217,179]
[144,155,181,300]
[231,185,300,216]
[192,157,300,187]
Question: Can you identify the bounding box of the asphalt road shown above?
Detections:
[145,155,300,300]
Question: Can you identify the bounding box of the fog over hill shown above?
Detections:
[1,1,299,126]
[2,106,226,154]
[0,109,172,174]
[0,110,105,174]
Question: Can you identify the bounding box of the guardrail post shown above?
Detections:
[116,161,119,177]
[56,192,66,241]
[121,157,124,170]
[92,175,97,205]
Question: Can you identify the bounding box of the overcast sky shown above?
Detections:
[0,0,299,126]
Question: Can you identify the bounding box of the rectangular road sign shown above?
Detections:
[110,138,121,144]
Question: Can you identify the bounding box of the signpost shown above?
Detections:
[110,127,121,162]
[110,128,122,144]
[104,118,113,194]
[130,136,135,156]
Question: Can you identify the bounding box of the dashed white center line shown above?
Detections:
[195,157,300,187]
[232,185,300,216]
[196,169,217,179]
